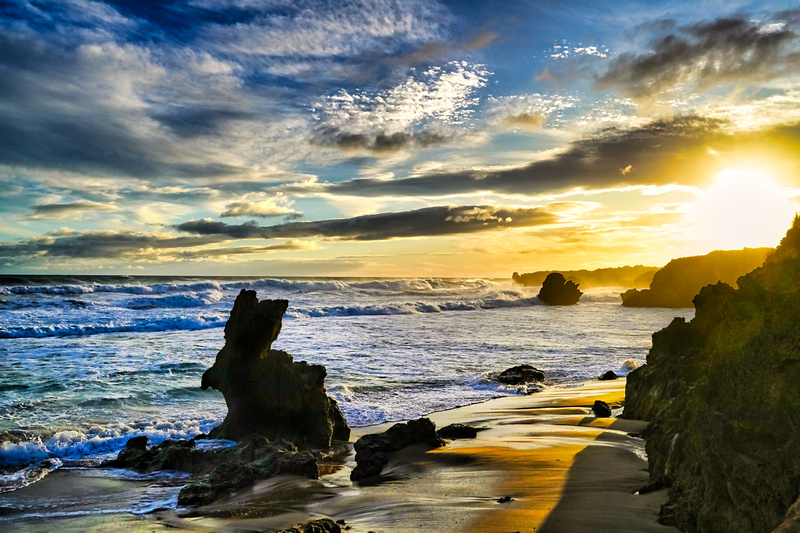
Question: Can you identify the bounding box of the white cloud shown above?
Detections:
[318,60,490,136]
[202,0,451,59]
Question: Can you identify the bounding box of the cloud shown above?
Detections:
[143,240,318,260]
[22,201,119,220]
[0,230,225,263]
[314,61,489,153]
[285,115,728,198]
[220,194,303,218]
[176,205,558,241]
[201,0,451,61]
[597,15,800,98]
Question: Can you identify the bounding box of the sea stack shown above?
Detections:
[201,289,350,447]
[537,272,582,305]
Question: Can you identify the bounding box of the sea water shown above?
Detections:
[0,275,693,509]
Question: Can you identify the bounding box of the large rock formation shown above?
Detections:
[624,216,800,531]
[201,290,350,447]
[537,272,582,305]
[620,247,769,308]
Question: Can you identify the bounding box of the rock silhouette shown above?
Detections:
[625,216,800,531]
[537,272,582,305]
[620,247,768,308]
[201,290,350,447]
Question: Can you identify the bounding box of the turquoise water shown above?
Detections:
[0,276,693,499]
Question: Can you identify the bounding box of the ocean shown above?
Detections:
[0,275,693,517]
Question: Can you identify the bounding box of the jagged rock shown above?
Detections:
[497,364,546,385]
[104,437,211,473]
[177,437,319,507]
[437,423,478,440]
[592,400,612,418]
[537,272,582,305]
[201,290,350,446]
[350,418,445,481]
[623,216,800,532]
[277,518,342,533]
[598,370,618,380]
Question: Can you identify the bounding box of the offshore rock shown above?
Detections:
[537,272,582,305]
[497,364,546,385]
[350,418,445,481]
[598,370,618,380]
[624,216,800,532]
[201,290,350,447]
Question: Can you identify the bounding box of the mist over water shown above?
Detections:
[0,275,693,495]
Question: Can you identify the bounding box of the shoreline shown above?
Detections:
[1,378,675,532]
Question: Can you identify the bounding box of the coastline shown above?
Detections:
[2,378,674,532]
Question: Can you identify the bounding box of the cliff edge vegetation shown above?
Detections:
[620,248,769,308]
[624,215,800,532]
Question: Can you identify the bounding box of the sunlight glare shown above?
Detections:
[689,169,798,250]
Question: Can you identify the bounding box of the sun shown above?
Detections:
[689,168,798,250]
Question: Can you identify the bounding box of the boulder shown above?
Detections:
[350,418,445,481]
[598,370,618,380]
[437,423,478,440]
[537,272,582,305]
[497,364,545,385]
[201,290,350,447]
[277,518,342,533]
[592,400,612,418]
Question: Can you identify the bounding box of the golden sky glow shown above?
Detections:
[2,2,800,276]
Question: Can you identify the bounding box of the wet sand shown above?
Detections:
[3,379,675,532]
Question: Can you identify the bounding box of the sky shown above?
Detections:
[2,0,800,277]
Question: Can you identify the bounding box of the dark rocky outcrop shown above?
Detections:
[537,272,582,305]
[105,437,210,473]
[591,400,612,418]
[178,439,318,507]
[497,364,546,385]
[598,370,618,380]
[620,247,769,308]
[350,418,445,481]
[437,423,478,440]
[201,290,350,447]
[104,435,320,507]
[277,518,341,533]
[513,265,657,289]
[624,216,800,531]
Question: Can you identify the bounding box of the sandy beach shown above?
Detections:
[3,378,675,533]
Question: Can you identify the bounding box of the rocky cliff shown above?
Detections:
[201,290,350,447]
[620,247,769,308]
[625,217,800,532]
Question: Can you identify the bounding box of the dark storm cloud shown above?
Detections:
[597,15,800,98]
[315,127,452,153]
[176,205,558,241]
[287,115,727,198]
[0,28,247,179]
[23,202,119,220]
[0,231,224,261]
